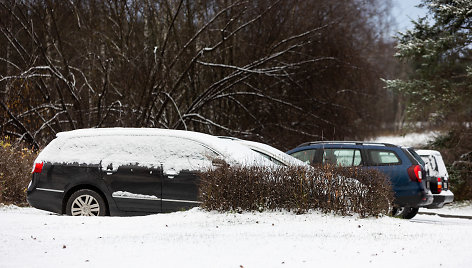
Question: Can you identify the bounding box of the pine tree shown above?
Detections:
[385,0,472,122]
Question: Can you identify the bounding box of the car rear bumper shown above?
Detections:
[27,188,64,214]
[425,190,454,209]
[395,191,433,208]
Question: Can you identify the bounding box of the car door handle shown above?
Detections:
[101,168,117,176]
[164,169,178,179]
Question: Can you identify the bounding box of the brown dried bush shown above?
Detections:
[199,164,393,218]
[0,137,38,205]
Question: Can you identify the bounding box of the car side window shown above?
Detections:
[368,150,401,165]
[290,149,316,165]
[154,137,220,172]
[322,149,362,167]
[251,149,285,166]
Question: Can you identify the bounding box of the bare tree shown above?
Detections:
[0,0,396,149]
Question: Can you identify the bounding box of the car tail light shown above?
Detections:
[32,162,44,174]
[407,165,422,183]
[437,177,442,193]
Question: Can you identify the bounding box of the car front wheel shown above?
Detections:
[66,189,108,216]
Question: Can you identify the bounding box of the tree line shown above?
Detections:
[0,0,397,150]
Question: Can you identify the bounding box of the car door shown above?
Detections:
[103,164,163,213]
[162,169,201,212]
[364,148,406,193]
[160,137,219,212]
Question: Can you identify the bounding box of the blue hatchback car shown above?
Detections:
[287,141,433,219]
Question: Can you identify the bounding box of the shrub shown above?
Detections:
[428,127,472,200]
[0,137,38,205]
[449,160,472,201]
[199,164,393,218]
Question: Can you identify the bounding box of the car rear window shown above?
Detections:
[421,155,438,172]
[368,149,401,165]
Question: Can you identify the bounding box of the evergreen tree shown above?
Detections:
[385,0,472,122]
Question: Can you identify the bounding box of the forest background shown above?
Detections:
[0,0,470,155]
[0,0,403,150]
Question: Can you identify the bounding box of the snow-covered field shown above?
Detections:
[1,204,472,268]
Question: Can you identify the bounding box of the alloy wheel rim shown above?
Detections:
[71,194,100,216]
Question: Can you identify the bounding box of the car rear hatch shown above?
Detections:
[404,148,432,193]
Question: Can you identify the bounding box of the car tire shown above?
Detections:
[66,189,108,216]
[401,207,419,219]
[392,207,419,219]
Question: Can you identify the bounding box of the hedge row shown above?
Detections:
[198,164,394,217]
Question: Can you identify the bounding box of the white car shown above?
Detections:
[219,137,307,166]
[416,149,454,208]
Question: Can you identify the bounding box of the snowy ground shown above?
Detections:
[420,200,472,217]
[1,204,472,268]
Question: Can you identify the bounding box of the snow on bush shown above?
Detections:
[199,165,393,217]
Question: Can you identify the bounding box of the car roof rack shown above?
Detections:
[296,141,398,148]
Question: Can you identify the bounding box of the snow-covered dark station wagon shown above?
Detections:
[27,128,270,216]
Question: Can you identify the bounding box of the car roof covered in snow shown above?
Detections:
[36,128,273,169]
[415,149,442,156]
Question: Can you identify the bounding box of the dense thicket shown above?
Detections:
[0,0,396,149]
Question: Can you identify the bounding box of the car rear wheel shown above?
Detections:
[66,189,107,216]
[392,206,419,219]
